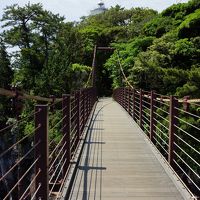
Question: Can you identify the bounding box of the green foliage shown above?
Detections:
[0,41,12,88]
[0,41,13,125]
[105,37,155,88]
[143,16,176,37]
[49,110,62,144]
[178,9,200,38]
[0,0,199,99]
[1,3,65,92]
[162,0,200,18]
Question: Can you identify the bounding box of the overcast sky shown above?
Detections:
[0,0,189,22]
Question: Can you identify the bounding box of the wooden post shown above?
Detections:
[139,89,143,128]
[62,94,71,175]
[150,91,156,141]
[168,96,178,166]
[35,105,49,200]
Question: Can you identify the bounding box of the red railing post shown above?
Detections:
[150,91,156,141]
[139,89,143,128]
[89,89,92,112]
[117,89,119,104]
[62,94,71,175]
[123,88,126,109]
[75,91,80,145]
[82,90,86,131]
[86,89,89,121]
[117,89,120,103]
[118,89,121,105]
[132,89,135,120]
[35,105,49,200]
[120,88,123,106]
[168,96,178,166]
[128,88,130,114]
[126,88,128,111]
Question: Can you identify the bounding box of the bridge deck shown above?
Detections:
[69,98,184,200]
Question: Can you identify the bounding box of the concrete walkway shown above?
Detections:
[69,98,184,200]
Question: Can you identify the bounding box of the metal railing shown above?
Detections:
[113,87,200,199]
[0,87,97,200]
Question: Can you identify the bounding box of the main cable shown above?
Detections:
[116,50,133,89]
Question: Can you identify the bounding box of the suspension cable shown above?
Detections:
[116,50,133,89]
[84,67,93,88]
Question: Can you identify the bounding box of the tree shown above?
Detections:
[0,40,13,126]
[1,3,64,92]
[178,9,200,38]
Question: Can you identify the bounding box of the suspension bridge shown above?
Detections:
[0,47,199,200]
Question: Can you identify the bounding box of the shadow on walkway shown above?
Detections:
[69,100,112,200]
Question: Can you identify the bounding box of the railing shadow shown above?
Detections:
[69,100,112,200]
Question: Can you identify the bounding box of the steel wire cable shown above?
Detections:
[3,157,40,200]
[19,169,41,200]
[116,50,134,89]
[0,125,41,158]
[30,183,41,200]
[0,141,40,182]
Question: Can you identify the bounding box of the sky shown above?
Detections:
[0,0,189,22]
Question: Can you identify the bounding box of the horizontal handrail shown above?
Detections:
[0,87,62,102]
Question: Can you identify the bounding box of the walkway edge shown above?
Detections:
[124,111,196,200]
[60,100,98,200]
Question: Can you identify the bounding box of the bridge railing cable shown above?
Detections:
[113,87,200,199]
[0,87,97,200]
[0,109,42,200]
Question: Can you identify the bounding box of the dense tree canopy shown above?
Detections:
[0,40,13,125]
[104,0,200,98]
[0,0,199,98]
